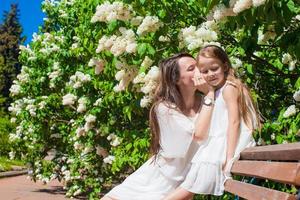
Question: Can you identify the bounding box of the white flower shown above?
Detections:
[257,137,264,145]
[91,1,132,23]
[77,104,86,113]
[130,16,143,26]
[85,114,96,124]
[68,71,91,89]
[10,117,16,123]
[62,94,77,106]
[103,155,115,164]
[141,56,154,69]
[76,127,86,138]
[50,133,61,138]
[140,95,152,107]
[282,53,292,64]
[74,141,83,150]
[158,36,170,42]
[71,43,79,49]
[93,98,102,106]
[96,28,136,56]
[73,189,82,196]
[38,101,47,109]
[111,137,121,147]
[233,0,252,14]
[9,151,15,160]
[145,66,160,81]
[107,133,116,141]
[209,4,236,21]
[94,65,102,74]
[133,72,145,84]
[289,60,297,71]
[88,58,105,74]
[231,57,243,69]
[10,82,21,96]
[293,90,300,102]
[48,70,61,80]
[77,97,87,113]
[125,42,137,53]
[115,70,126,81]
[283,105,297,118]
[113,82,126,92]
[83,146,93,154]
[26,104,37,117]
[180,24,218,50]
[252,0,266,7]
[137,16,163,36]
[271,133,275,140]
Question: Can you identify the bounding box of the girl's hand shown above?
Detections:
[222,158,234,179]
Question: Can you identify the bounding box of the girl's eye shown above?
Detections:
[211,67,219,71]
[201,70,208,74]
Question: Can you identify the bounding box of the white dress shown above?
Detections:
[180,82,256,195]
[105,102,200,200]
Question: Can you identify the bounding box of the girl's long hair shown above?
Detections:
[149,52,194,156]
[197,45,261,131]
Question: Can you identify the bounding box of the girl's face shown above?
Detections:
[176,57,197,88]
[197,55,227,88]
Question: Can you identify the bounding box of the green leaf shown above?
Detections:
[287,0,297,13]
[246,64,253,75]
[137,43,147,56]
[158,10,166,18]
[146,44,156,55]
[107,20,118,32]
[295,77,300,89]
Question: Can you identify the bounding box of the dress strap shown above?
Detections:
[220,80,237,92]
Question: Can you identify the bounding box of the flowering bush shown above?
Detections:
[8,0,299,199]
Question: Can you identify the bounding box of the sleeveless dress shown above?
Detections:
[105,102,201,200]
[180,82,256,195]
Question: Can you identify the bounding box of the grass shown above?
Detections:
[0,157,25,172]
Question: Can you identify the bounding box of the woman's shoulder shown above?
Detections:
[156,101,177,112]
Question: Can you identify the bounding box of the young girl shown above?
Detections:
[164,45,260,200]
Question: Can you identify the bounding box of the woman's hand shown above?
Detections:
[193,68,214,94]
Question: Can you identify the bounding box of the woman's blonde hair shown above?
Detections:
[197,45,261,131]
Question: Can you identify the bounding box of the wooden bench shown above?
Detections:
[224,142,300,200]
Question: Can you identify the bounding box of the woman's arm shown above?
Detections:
[193,90,215,141]
[223,84,240,167]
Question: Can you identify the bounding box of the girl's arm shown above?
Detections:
[223,84,240,167]
[193,90,215,141]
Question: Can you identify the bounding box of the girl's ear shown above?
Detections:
[223,62,230,73]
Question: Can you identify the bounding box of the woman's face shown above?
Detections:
[176,57,197,88]
[197,55,226,88]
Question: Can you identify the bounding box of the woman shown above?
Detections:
[101,53,215,200]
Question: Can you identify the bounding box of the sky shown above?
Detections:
[0,0,45,44]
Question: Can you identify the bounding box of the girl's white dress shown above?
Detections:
[105,102,200,200]
[180,82,256,195]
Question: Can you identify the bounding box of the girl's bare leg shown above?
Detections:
[163,187,194,200]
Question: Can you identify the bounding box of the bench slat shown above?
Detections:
[224,179,297,200]
[230,160,300,186]
[240,143,300,161]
